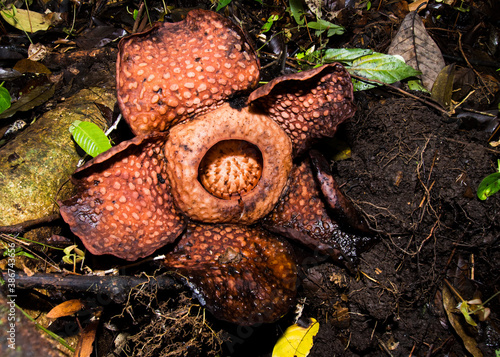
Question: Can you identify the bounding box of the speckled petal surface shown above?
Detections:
[117,9,260,135]
[164,102,293,224]
[248,63,356,155]
[263,160,343,254]
[263,157,370,263]
[163,223,297,325]
[59,134,186,261]
[309,150,371,235]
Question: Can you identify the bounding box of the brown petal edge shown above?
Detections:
[59,133,186,261]
[248,63,356,156]
[163,223,297,325]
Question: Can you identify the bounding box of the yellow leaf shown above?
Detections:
[1,7,52,33]
[272,318,320,357]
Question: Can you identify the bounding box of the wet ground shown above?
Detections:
[304,93,500,356]
[1,1,499,356]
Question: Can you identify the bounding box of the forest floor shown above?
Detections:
[0,0,499,356]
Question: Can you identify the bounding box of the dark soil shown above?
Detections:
[217,92,500,357]
[304,94,500,356]
[109,93,500,357]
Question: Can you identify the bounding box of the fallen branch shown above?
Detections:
[0,213,61,234]
[2,271,178,303]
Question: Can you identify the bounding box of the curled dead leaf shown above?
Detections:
[74,320,99,357]
[442,284,483,357]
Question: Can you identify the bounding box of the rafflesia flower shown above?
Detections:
[60,9,370,325]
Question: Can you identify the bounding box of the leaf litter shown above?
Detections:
[0,0,499,356]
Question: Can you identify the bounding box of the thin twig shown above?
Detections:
[350,74,451,116]
[458,32,494,99]
[0,214,61,234]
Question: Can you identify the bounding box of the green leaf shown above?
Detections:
[69,120,111,157]
[307,19,344,37]
[289,0,305,25]
[0,84,11,114]
[273,318,319,357]
[323,48,373,63]
[347,52,422,90]
[407,79,428,92]
[262,14,280,33]
[477,172,500,200]
[216,0,232,11]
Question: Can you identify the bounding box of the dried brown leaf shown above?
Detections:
[46,299,84,319]
[13,58,51,74]
[408,0,428,12]
[442,285,483,357]
[74,320,99,357]
[387,11,445,90]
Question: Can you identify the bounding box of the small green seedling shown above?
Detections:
[446,279,499,327]
[477,159,500,200]
[261,14,280,33]
[63,244,86,273]
[454,0,470,13]
[127,6,139,20]
[2,246,36,259]
[216,0,232,11]
[69,120,112,157]
[288,0,344,37]
[63,244,85,267]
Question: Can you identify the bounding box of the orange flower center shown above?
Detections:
[198,140,263,200]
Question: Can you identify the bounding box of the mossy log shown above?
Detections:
[0,88,116,226]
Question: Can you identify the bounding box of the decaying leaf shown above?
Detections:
[74,320,99,357]
[431,64,456,110]
[408,0,428,12]
[13,58,51,75]
[0,78,55,119]
[28,43,49,61]
[273,318,320,357]
[387,11,445,91]
[1,7,53,33]
[442,284,483,357]
[47,299,84,319]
